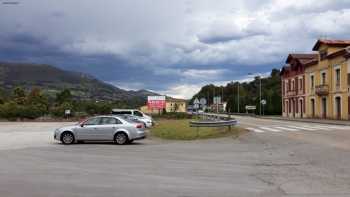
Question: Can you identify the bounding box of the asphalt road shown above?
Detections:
[0,117,350,197]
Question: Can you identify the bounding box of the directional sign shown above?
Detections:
[213,96,221,104]
[199,98,207,105]
[245,105,256,110]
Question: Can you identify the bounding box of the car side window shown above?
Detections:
[134,111,143,117]
[100,117,122,125]
[84,117,101,125]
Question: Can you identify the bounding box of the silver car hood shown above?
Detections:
[57,125,78,132]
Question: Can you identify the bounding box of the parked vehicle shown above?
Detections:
[112,109,153,125]
[54,115,146,145]
[118,114,153,128]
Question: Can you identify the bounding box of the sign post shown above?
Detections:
[261,99,266,116]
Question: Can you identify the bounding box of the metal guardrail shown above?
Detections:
[189,119,237,127]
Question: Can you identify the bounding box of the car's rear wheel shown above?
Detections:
[61,132,75,145]
[114,132,128,145]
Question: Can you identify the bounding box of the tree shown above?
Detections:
[191,68,282,115]
[55,89,72,105]
[0,88,6,104]
[13,87,26,105]
[27,88,49,106]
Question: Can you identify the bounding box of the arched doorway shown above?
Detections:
[299,99,303,118]
[335,96,341,120]
[311,99,315,118]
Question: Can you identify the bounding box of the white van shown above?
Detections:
[112,109,153,126]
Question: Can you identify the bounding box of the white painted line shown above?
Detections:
[285,125,317,131]
[259,127,282,132]
[305,126,330,130]
[246,127,265,133]
[274,126,298,131]
[318,125,350,130]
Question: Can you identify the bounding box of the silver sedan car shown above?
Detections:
[54,115,146,145]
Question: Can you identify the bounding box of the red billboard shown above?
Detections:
[147,96,166,110]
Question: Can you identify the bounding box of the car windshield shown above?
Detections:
[117,115,140,123]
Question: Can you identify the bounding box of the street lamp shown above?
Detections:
[248,73,262,116]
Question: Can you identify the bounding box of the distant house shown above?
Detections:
[140,97,187,114]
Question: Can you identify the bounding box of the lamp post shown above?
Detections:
[237,83,240,113]
[248,73,263,116]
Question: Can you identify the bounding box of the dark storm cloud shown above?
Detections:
[2,0,350,98]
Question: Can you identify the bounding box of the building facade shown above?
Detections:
[305,40,350,120]
[281,54,318,118]
[140,98,187,114]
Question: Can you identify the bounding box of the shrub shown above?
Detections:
[51,102,74,117]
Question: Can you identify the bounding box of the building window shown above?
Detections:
[335,68,340,87]
[321,72,326,85]
[320,50,328,60]
[299,78,303,90]
[311,75,314,89]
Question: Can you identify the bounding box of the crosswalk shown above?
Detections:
[246,124,350,133]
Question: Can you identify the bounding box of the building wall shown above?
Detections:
[305,45,350,120]
[165,101,187,113]
[140,100,187,114]
[282,73,306,118]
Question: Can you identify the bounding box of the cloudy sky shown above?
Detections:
[1,0,350,98]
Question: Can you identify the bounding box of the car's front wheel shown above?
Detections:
[114,132,128,145]
[61,132,75,145]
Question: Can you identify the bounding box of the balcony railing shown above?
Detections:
[286,90,296,96]
[315,84,329,96]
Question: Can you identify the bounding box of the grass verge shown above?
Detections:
[150,119,246,140]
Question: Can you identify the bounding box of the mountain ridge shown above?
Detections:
[0,62,159,104]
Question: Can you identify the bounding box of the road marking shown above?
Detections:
[259,127,282,132]
[319,125,349,130]
[246,127,265,133]
[285,125,317,131]
[274,126,298,131]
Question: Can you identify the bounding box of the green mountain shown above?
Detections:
[0,62,157,104]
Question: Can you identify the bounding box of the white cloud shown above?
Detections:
[182,69,227,79]
[159,84,203,99]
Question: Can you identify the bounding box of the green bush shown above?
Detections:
[51,102,74,117]
[21,104,48,119]
[0,101,20,119]
[0,102,48,120]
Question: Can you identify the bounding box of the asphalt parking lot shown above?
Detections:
[1,119,350,197]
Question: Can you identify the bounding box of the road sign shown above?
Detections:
[193,98,200,105]
[261,99,266,105]
[147,96,166,110]
[65,109,71,115]
[213,96,221,104]
[200,98,207,105]
[245,105,256,110]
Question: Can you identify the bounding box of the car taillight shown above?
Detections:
[136,124,143,129]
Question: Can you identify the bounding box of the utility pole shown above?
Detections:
[259,76,262,116]
[237,83,240,113]
[213,86,215,113]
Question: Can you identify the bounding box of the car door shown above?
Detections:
[97,117,122,140]
[75,117,102,140]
